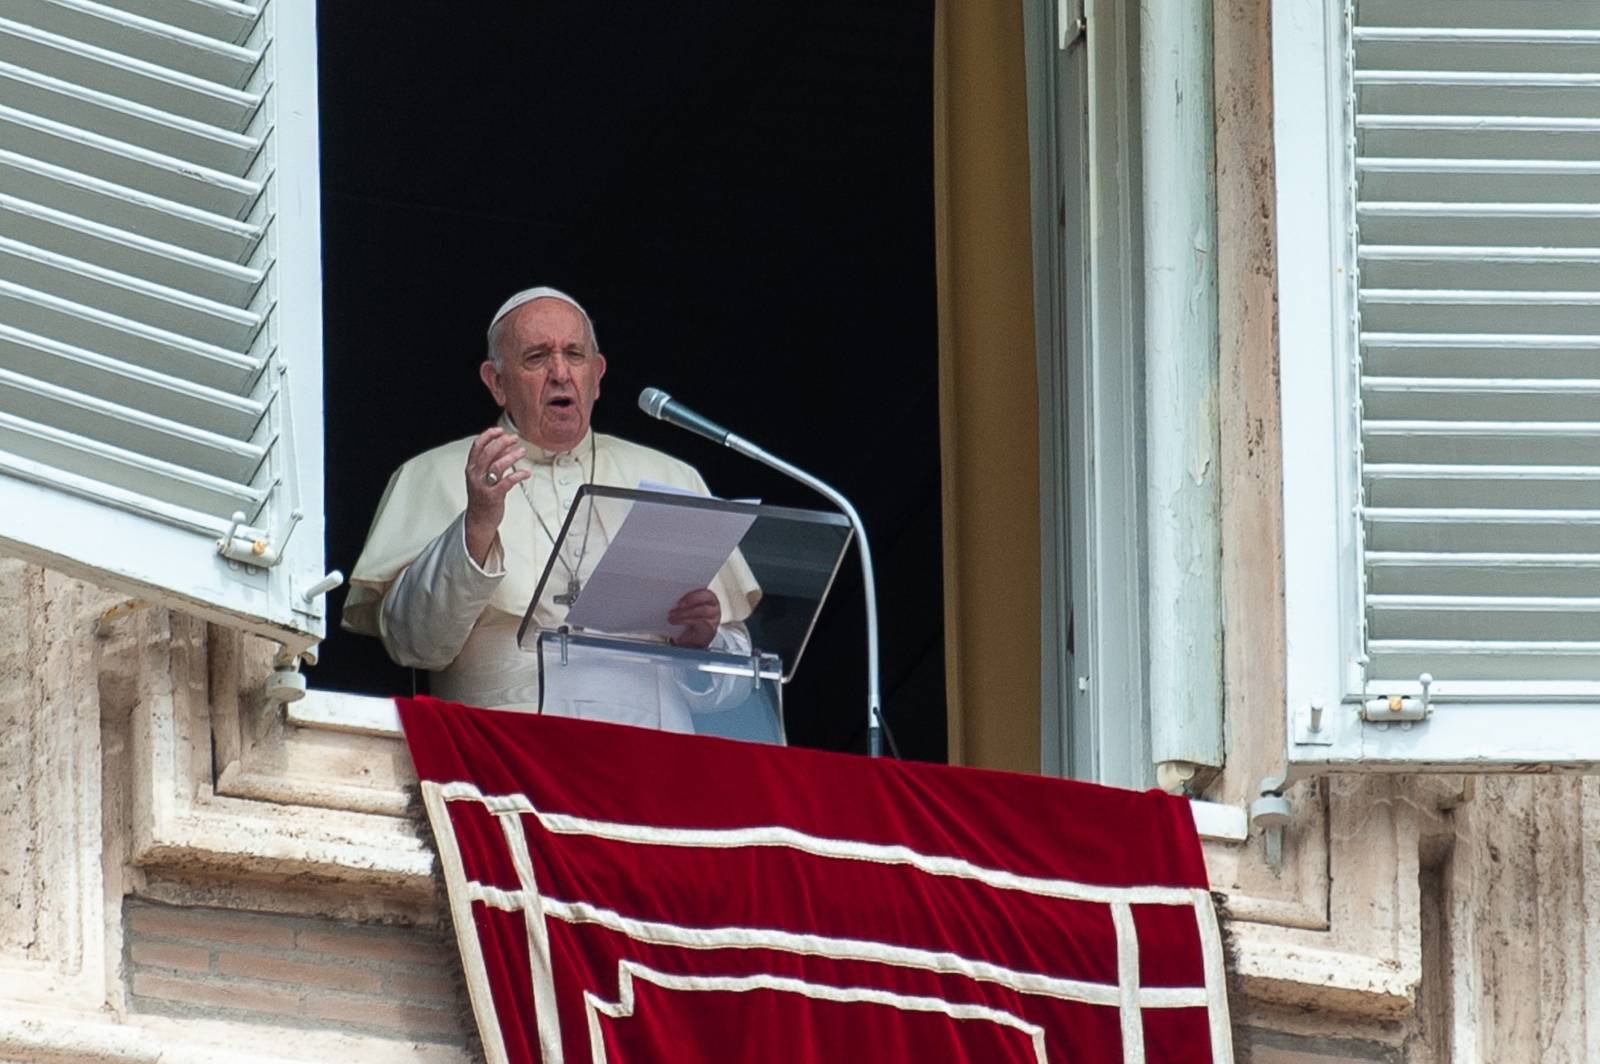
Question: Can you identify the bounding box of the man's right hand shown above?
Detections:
[464,426,529,567]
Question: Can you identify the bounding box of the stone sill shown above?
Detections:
[0,1009,469,1064]
[289,690,1253,844]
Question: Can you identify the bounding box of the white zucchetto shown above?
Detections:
[486,285,597,347]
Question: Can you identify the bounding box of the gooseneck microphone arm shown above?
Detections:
[638,388,886,758]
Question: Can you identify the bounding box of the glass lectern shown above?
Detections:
[516,485,853,745]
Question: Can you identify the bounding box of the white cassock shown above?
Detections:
[343,421,762,731]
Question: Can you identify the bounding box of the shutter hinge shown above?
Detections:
[1250,775,1292,871]
[1361,673,1434,724]
[1059,0,1086,49]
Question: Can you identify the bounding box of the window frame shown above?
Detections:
[1024,0,1154,790]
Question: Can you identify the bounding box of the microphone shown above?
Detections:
[638,387,730,446]
[636,385,893,758]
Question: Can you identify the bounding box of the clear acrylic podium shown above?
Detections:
[516,485,853,745]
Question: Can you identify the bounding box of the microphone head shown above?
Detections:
[638,387,671,419]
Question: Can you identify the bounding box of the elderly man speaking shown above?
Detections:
[343,287,759,729]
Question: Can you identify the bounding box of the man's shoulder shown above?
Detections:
[597,433,706,483]
[394,434,476,478]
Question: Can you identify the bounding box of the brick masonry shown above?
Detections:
[125,898,469,1044]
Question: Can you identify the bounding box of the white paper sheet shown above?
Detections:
[562,489,758,637]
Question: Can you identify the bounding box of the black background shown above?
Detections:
[310,2,945,760]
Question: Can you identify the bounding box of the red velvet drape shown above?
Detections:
[400,696,1228,1063]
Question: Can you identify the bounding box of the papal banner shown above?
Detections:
[398,696,1232,1063]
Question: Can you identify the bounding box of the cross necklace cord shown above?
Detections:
[517,432,597,608]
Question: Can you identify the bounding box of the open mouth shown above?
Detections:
[548,396,576,410]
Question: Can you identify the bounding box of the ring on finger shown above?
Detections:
[483,470,500,486]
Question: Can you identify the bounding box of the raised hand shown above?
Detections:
[463,426,530,566]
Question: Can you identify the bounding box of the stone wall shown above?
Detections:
[0,558,470,1062]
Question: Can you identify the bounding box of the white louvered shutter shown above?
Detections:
[0,0,328,653]
[1277,0,1600,767]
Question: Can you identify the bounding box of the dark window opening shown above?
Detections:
[312,3,944,760]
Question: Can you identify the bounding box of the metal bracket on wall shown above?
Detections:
[1250,774,1292,872]
[265,643,307,705]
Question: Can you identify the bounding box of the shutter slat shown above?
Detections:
[1359,203,1600,249]
[1360,129,1599,165]
[1365,376,1600,391]
[10,0,262,88]
[0,191,265,305]
[1371,596,1600,651]
[1368,507,1600,524]
[1361,157,1600,174]
[0,16,261,131]
[1360,248,1600,291]
[1361,332,1600,380]
[1363,378,1600,422]
[1367,641,1600,684]
[1367,508,1598,557]
[1359,86,1600,121]
[1369,551,1600,597]
[1357,2,1600,33]
[0,320,263,437]
[1357,28,1600,45]
[0,104,262,215]
[1359,72,1600,88]
[1365,422,1600,459]
[0,409,266,521]
[0,149,263,261]
[114,0,262,46]
[1367,464,1600,510]
[0,278,260,390]
[0,365,265,481]
[1361,117,1600,132]
[1358,157,1600,209]
[0,446,260,537]
[0,233,264,348]
[1361,287,1600,334]
[0,58,262,173]
[1373,594,1600,610]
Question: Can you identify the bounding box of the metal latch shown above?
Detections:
[218,508,303,569]
[1361,673,1434,724]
